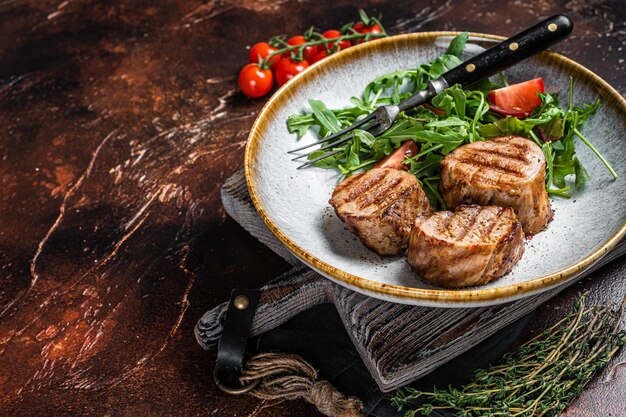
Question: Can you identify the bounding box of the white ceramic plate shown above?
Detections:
[245,32,626,307]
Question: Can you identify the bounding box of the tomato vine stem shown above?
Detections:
[259,31,387,68]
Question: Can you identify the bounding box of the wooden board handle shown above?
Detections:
[195,266,330,349]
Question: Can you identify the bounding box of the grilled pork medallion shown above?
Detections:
[330,167,433,255]
[440,136,553,235]
[408,205,525,288]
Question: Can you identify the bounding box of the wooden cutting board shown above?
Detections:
[195,170,626,392]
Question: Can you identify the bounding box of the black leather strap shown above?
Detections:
[215,289,260,390]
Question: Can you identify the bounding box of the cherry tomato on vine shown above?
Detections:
[322,30,351,51]
[310,49,328,64]
[248,42,281,70]
[238,63,274,98]
[352,22,383,44]
[275,57,309,86]
[285,35,317,62]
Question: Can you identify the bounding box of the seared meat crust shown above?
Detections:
[330,168,432,255]
[408,205,525,288]
[439,136,553,235]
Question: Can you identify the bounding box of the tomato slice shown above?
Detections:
[374,141,418,170]
[488,78,545,118]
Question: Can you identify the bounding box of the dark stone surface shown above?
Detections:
[0,1,623,416]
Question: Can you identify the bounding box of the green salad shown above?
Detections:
[287,32,616,209]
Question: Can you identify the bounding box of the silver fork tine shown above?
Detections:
[296,124,388,170]
[367,124,386,137]
[296,149,343,170]
[287,112,378,154]
[291,121,378,161]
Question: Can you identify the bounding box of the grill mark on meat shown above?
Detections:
[331,174,359,201]
[455,158,525,178]
[464,163,484,188]
[382,185,414,220]
[441,211,457,240]
[484,207,505,240]
[354,176,404,210]
[470,147,530,164]
[456,206,483,241]
[457,150,528,173]
[342,170,383,201]
[346,169,386,202]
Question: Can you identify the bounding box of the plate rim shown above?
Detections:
[244,31,626,304]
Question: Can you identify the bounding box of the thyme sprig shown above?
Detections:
[391,294,626,417]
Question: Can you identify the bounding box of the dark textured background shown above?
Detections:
[0,1,624,416]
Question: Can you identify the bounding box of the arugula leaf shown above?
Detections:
[413,130,464,154]
[378,117,426,145]
[428,55,463,79]
[542,142,554,188]
[349,97,374,112]
[347,136,360,167]
[541,116,564,142]
[307,149,341,169]
[552,134,576,188]
[371,137,393,159]
[287,113,316,138]
[449,86,466,119]
[410,153,443,177]
[426,117,466,128]
[353,129,377,146]
[572,99,600,126]
[573,156,590,189]
[446,32,469,56]
[308,99,341,136]
[421,178,446,209]
[431,91,454,115]
[363,69,417,103]
[478,116,531,137]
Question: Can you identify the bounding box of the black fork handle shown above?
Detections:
[443,15,572,86]
[398,14,573,110]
